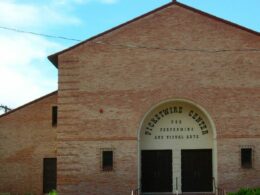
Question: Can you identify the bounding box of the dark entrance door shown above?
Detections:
[181,149,212,192]
[141,150,172,192]
[43,158,57,193]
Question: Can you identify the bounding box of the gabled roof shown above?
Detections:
[0,91,57,119]
[48,1,260,68]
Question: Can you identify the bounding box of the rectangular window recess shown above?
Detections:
[102,150,113,171]
[52,106,58,127]
[241,148,253,169]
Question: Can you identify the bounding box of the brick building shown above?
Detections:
[0,1,260,195]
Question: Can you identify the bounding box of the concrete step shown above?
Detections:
[141,193,215,195]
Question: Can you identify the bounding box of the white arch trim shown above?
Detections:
[136,98,218,193]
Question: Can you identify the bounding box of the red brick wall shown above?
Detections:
[0,92,57,195]
[57,3,260,194]
[218,139,260,191]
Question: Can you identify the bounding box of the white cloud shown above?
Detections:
[42,6,81,26]
[0,0,118,113]
[0,34,45,67]
[0,1,38,28]
[0,1,81,29]
[0,66,45,108]
[52,0,118,5]
[0,32,61,109]
[0,0,81,109]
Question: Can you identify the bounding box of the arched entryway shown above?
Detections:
[138,99,217,194]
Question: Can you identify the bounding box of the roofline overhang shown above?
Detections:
[48,1,260,68]
[0,91,58,119]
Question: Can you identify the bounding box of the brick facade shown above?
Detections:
[0,92,57,195]
[0,1,259,195]
[55,2,259,194]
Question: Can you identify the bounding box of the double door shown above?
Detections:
[141,149,213,193]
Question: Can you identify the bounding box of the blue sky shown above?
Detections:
[0,0,259,113]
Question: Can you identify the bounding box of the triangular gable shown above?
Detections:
[48,1,259,68]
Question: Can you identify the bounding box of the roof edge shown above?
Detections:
[47,1,175,68]
[0,90,58,119]
[175,2,260,36]
[48,1,259,68]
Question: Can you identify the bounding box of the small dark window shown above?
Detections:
[43,158,57,193]
[102,151,113,171]
[241,148,252,168]
[52,106,58,127]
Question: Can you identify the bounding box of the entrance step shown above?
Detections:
[141,193,215,195]
[182,193,215,195]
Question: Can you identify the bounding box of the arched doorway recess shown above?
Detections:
[138,99,217,194]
